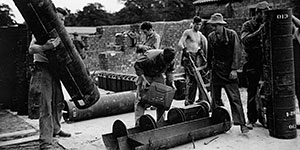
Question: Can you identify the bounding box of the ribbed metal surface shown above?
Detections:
[264,9,297,139]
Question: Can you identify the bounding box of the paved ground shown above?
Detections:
[1,87,300,150]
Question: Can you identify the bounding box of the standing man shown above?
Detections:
[72,32,86,60]
[207,13,250,133]
[136,21,161,54]
[178,16,208,106]
[28,7,71,150]
[241,1,270,129]
[134,48,176,126]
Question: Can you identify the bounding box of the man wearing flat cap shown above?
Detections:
[207,13,250,133]
[241,1,270,129]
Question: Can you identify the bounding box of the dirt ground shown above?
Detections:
[1,87,300,150]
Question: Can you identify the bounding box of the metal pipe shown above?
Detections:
[13,0,100,109]
[63,91,136,122]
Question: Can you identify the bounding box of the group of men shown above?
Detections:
[133,0,300,135]
[28,1,300,149]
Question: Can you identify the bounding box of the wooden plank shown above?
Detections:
[0,135,39,147]
[0,129,37,139]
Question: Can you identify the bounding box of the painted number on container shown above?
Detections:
[276,14,289,20]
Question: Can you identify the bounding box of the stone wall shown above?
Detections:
[83,18,249,74]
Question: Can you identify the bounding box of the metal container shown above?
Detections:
[264,9,297,139]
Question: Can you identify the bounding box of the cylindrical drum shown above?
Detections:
[63,91,136,122]
[167,101,210,125]
[13,0,100,109]
[264,9,297,139]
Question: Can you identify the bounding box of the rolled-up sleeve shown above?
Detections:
[134,56,148,76]
[165,62,175,85]
[241,21,259,47]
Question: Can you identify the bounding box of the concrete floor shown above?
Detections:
[20,87,300,150]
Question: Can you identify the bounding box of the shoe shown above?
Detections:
[53,130,71,137]
[245,122,254,130]
[39,143,53,150]
[240,125,250,133]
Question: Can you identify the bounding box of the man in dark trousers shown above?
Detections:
[207,13,250,133]
[28,7,71,150]
[134,48,176,126]
[241,1,270,129]
[178,16,208,106]
[72,32,86,59]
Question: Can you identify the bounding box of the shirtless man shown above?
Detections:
[178,16,208,106]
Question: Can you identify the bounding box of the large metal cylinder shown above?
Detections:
[13,0,100,109]
[63,91,136,122]
[264,9,297,139]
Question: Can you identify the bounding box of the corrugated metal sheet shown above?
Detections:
[65,27,96,34]
[193,0,242,5]
[193,0,222,4]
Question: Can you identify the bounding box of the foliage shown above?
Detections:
[65,0,196,26]
[0,3,16,26]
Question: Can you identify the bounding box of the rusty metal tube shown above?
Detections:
[63,91,136,122]
[13,0,100,109]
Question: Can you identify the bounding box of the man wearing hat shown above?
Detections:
[207,13,250,133]
[241,1,270,129]
[134,47,176,126]
[178,16,208,106]
[72,32,86,59]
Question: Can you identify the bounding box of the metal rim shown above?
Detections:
[167,108,186,125]
[139,114,157,131]
[112,119,128,138]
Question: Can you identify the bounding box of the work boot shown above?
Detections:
[53,130,71,137]
[39,143,53,150]
[240,125,250,133]
[245,122,254,130]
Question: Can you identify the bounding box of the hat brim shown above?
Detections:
[207,20,227,25]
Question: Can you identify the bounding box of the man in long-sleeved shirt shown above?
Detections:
[241,1,270,129]
[134,48,176,126]
[207,13,250,133]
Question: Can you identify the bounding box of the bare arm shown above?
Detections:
[178,30,188,49]
[29,36,61,54]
